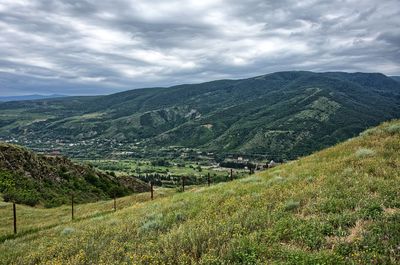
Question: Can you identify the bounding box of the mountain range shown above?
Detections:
[0,94,66,102]
[0,71,399,159]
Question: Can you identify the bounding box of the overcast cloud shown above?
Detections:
[0,0,399,95]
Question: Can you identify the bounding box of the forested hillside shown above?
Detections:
[1,71,399,159]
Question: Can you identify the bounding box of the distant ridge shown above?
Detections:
[390,76,400,83]
[0,94,67,102]
[0,71,399,159]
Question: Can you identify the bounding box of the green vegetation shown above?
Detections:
[0,120,398,264]
[85,159,249,187]
[1,71,399,159]
[0,188,174,240]
[0,143,149,207]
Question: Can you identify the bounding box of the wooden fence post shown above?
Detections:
[113,195,117,212]
[230,168,233,181]
[207,172,211,186]
[71,194,74,221]
[150,181,154,200]
[13,202,17,234]
[182,177,185,192]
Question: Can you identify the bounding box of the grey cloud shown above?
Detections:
[0,0,399,96]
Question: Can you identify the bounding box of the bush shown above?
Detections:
[355,148,375,158]
[227,238,259,265]
[3,189,40,206]
[361,203,383,220]
[385,124,400,134]
[284,200,300,211]
[151,159,170,167]
[359,128,382,136]
[61,227,75,236]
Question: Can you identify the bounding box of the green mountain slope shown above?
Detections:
[0,120,399,264]
[1,71,399,159]
[390,76,400,83]
[0,143,149,207]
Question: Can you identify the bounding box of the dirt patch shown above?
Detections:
[383,207,399,215]
[346,220,368,242]
[326,220,371,249]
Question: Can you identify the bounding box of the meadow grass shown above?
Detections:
[0,120,399,264]
[0,188,174,240]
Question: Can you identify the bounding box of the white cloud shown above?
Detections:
[0,0,399,95]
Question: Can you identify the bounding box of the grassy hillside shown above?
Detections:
[0,143,149,207]
[0,120,399,264]
[1,71,399,159]
[0,188,174,241]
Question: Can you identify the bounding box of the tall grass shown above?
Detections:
[0,120,399,264]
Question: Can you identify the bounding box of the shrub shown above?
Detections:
[361,203,383,220]
[385,124,400,134]
[355,148,375,158]
[284,200,300,211]
[334,242,354,256]
[359,128,382,136]
[293,221,327,250]
[61,227,75,236]
[3,189,40,206]
[138,214,164,234]
[319,198,357,214]
[267,176,285,186]
[227,238,259,265]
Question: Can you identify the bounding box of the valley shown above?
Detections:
[1,71,399,161]
[1,71,400,264]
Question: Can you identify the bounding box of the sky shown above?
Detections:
[0,0,399,96]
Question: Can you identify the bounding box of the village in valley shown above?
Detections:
[0,135,279,188]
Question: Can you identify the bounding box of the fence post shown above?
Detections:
[150,181,154,200]
[113,195,117,212]
[13,202,17,234]
[207,172,211,186]
[71,194,74,221]
[230,168,233,181]
[182,176,185,192]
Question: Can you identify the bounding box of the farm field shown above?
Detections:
[0,120,399,264]
[84,159,251,187]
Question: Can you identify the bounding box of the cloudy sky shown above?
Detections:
[0,0,399,96]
